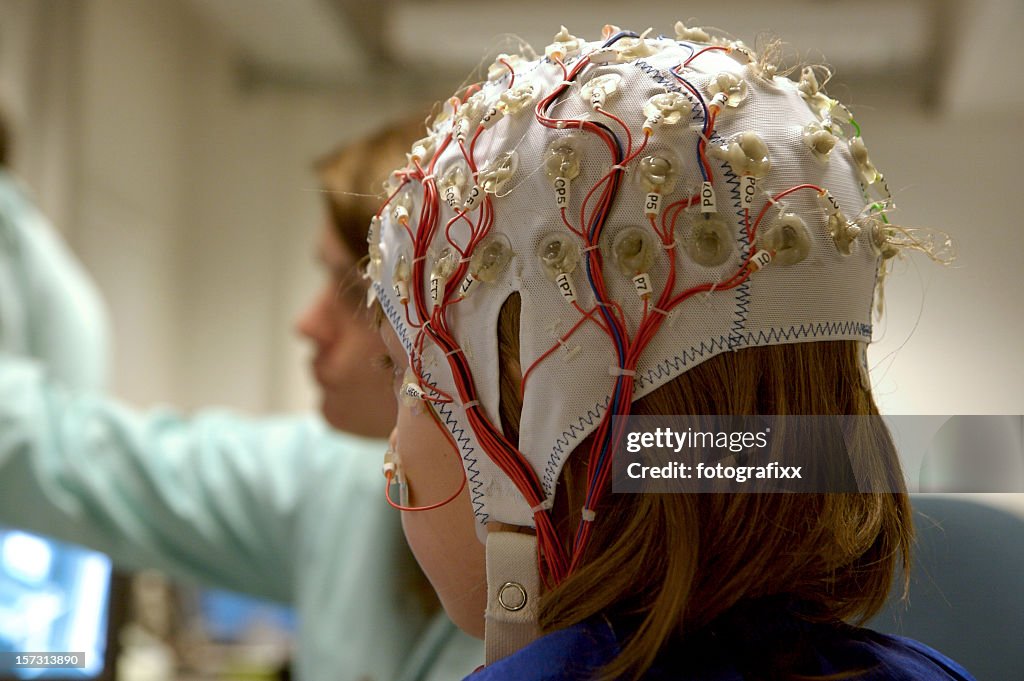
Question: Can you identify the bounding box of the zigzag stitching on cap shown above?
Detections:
[731,284,752,349]
[425,369,489,522]
[633,319,871,392]
[722,166,752,350]
[376,288,488,520]
[375,284,416,354]
[633,60,684,94]
[541,328,732,489]
[745,320,872,345]
[633,60,704,127]
[635,333,733,391]
[541,394,612,491]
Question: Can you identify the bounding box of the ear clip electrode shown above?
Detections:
[382,441,468,513]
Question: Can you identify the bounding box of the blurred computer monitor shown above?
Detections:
[0,527,125,681]
[198,589,295,642]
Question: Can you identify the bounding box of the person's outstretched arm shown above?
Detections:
[0,169,109,390]
[0,351,382,603]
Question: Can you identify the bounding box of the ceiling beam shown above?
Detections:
[322,0,397,70]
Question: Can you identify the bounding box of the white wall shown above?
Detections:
[1,0,395,412]
[0,0,82,231]
[175,65,416,413]
[861,104,1024,416]
[70,0,200,405]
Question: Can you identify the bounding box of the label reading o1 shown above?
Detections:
[644,192,662,216]
[481,106,503,128]
[554,177,569,207]
[751,250,773,271]
[700,181,717,213]
[394,281,408,302]
[741,175,757,208]
[555,272,576,302]
[464,185,482,211]
[632,273,653,298]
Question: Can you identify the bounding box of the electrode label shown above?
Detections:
[394,281,408,302]
[554,177,570,207]
[821,190,842,215]
[700,181,717,213]
[444,185,461,209]
[644,192,662,216]
[632,273,653,298]
[741,175,757,208]
[429,275,443,304]
[481,106,503,129]
[751,250,773,271]
[458,275,477,298]
[464,185,482,211]
[556,272,577,302]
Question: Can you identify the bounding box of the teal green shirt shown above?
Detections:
[0,171,482,681]
[0,169,109,390]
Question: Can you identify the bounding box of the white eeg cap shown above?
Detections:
[371,25,897,528]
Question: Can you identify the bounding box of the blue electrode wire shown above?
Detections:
[585,54,715,522]
[583,127,626,360]
[602,30,639,46]
[583,50,717,525]
[674,41,697,61]
[591,61,716,498]
[584,30,677,507]
[531,34,628,527]
[670,65,711,181]
[555,32,630,361]
[542,28,653,542]
[570,29,645,525]
[580,155,627,531]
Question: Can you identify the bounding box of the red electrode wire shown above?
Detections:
[499,58,516,88]
[383,47,833,587]
[684,44,732,67]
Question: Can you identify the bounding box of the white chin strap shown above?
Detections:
[485,532,542,664]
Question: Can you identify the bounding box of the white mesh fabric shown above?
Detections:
[371,32,883,527]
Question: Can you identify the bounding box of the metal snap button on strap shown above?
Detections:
[497,581,528,611]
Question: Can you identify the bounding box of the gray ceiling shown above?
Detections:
[182,0,1024,115]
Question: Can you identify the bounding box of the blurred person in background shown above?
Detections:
[0,108,482,681]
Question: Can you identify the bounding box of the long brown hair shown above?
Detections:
[497,293,912,680]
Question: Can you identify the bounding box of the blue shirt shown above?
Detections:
[468,610,977,680]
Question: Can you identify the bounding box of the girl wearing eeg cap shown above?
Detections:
[371,23,971,681]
